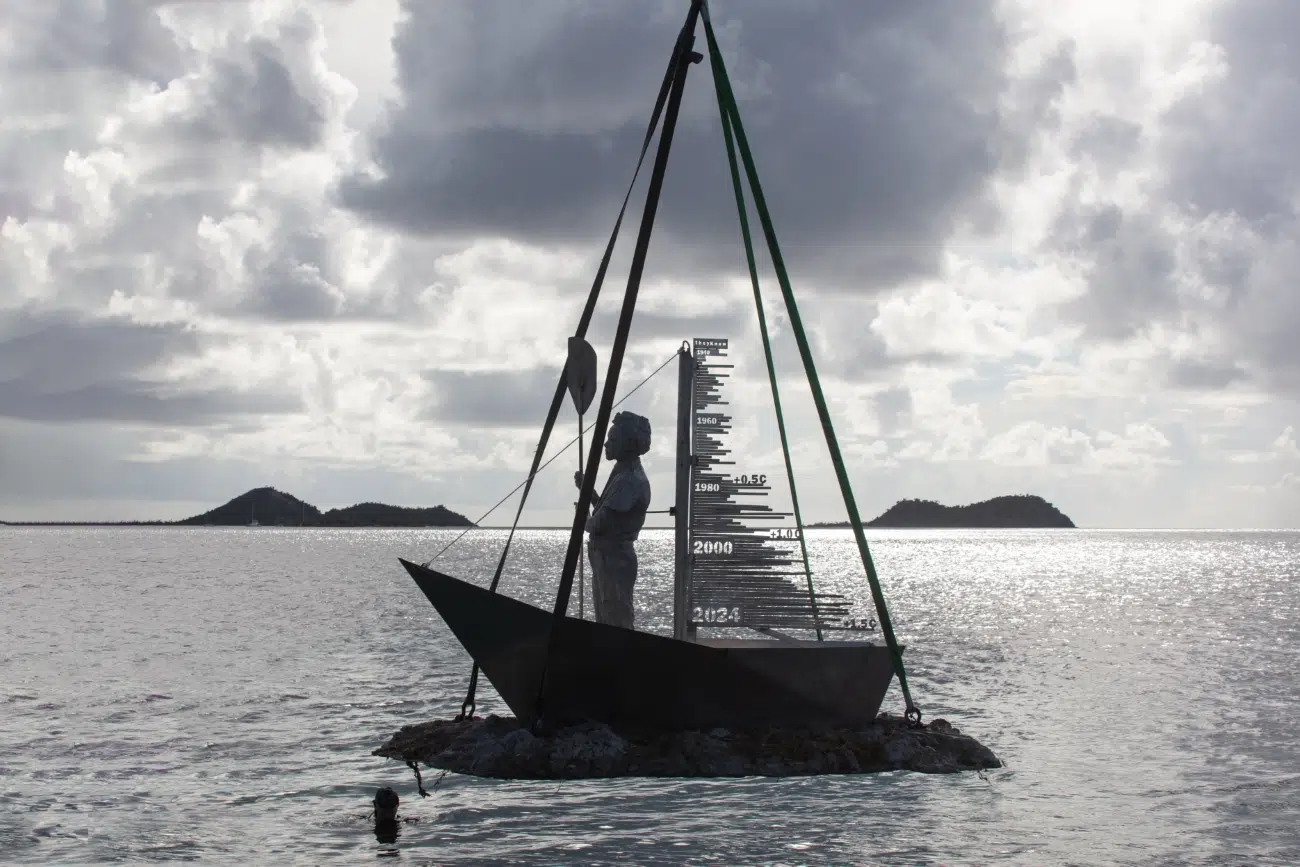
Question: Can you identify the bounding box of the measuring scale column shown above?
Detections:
[690,338,745,628]
[672,343,695,641]
[686,337,853,634]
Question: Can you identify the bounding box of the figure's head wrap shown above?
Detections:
[608,411,652,459]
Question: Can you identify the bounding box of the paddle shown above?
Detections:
[566,337,598,619]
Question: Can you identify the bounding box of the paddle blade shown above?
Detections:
[566,337,598,415]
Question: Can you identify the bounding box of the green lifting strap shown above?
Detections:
[710,48,822,641]
[702,3,921,723]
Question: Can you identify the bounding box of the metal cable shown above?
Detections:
[422,350,679,566]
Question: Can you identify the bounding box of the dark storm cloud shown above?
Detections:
[0,420,272,508]
[1166,360,1248,390]
[241,257,342,321]
[6,0,187,85]
[1161,0,1300,224]
[231,223,455,323]
[0,311,300,425]
[593,304,747,345]
[236,221,344,322]
[422,347,687,428]
[1052,204,1179,341]
[873,386,913,433]
[341,0,1016,292]
[74,195,386,325]
[422,366,563,427]
[0,380,297,425]
[996,40,1078,174]
[1069,115,1142,168]
[811,304,954,380]
[194,13,332,151]
[8,2,336,153]
[0,310,194,386]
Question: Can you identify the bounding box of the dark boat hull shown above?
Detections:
[399,558,899,732]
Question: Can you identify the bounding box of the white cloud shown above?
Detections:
[981,421,1091,467]
[0,0,1296,529]
[1228,425,1300,464]
[1273,426,1300,458]
[871,278,1026,361]
[979,420,1172,472]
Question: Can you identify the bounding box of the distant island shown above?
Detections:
[3,490,1070,530]
[2,487,476,528]
[811,495,1075,529]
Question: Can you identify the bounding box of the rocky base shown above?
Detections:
[374,713,1001,779]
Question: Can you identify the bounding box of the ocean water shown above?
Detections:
[1,526,1297,865]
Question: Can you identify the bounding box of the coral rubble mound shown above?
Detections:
[374,713,1001,780]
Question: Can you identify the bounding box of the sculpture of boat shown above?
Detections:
[400,558,900,731]
[395,0,924,735]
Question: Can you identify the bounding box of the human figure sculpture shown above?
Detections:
[574,411,652,629]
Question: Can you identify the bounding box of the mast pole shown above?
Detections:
[533,0,704,728]
[672,342,695,641]
[577,418,585,620]
[701,9,921,722]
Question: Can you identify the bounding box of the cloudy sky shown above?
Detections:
[1,0,1297,528]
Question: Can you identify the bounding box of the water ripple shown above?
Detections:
[0,527,1297,864]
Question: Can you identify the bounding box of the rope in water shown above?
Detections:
[422,349,680,567]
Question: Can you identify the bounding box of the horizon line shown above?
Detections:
[2,522,1296,531]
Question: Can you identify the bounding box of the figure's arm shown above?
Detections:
[585,473,635,534]
[574,470,603,512]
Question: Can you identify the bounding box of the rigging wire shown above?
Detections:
[702,6,921,724]
[422,349,679,566]
[534,0,706,731]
